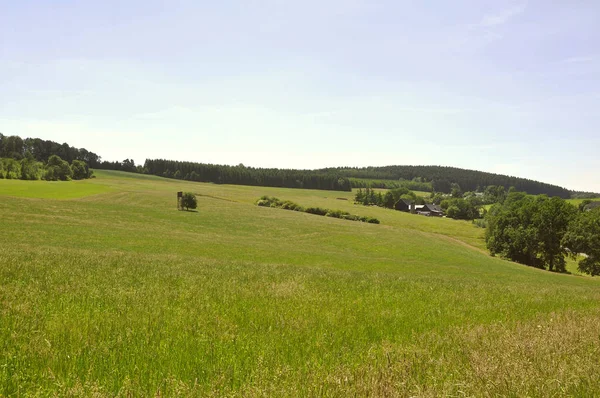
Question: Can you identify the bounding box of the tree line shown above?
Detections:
[349,177,432,191]
[0,134,97,181]
[486,192,600,276]
[143,159,352,191]
[321,165,572,198]
[2,133,595,199]
[1,155,93,181]
[354,187,483,221]
[0,133,101,166]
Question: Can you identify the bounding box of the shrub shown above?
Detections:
[181,192,197,211]
[71,160,92,180]
[45,155,73,181]
[255,196,381,225]
[280,200,303,211]
[256,196,281,207]
[305,207,328,216]
[325,210,350,219]
[473,218,487,228]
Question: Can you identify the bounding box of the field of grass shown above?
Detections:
[2,170,600,396]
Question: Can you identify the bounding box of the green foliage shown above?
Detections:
[486,192,577,271]
[1,156,93,181]
[349,177,433,192]
[181,192,197,210]
[71,160,92,180]
[43,155,73,181]
[430,192,447,205]
[145,159,352,192]
[0,133,101,166]
[19,153,44,180]
[258,196,379,224]
[484,185,507,204]
[571,191,600,199]
[1,158,21,179]
[324,165,571,198]
[472,218,487,228]
[383,191,395,208]
[563,209,600,276]
[451,183,463,198]
[305,207,329,216]
[441,197,482,220]
[355,187,417,209]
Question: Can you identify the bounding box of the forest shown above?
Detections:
[143,159,352,191]
[322,165,571,198]
[1,133,593,197]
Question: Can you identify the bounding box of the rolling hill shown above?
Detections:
[1,170,599,396]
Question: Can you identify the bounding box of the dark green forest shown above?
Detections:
[143,159,352,191]
[322,166,571,198]
[1,133,595,198]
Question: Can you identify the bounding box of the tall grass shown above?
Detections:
[1,171,600,396]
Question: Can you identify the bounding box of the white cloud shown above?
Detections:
[560,56,595,64]
[478,3,527,27]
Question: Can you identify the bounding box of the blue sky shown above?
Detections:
[1,1,599,191]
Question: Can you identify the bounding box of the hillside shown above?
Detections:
[322,165,572,198]
[1,170,600,396]
[1,134,585,197]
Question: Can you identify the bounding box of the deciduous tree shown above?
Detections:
[181,192,197,211]
[563,209,600,276]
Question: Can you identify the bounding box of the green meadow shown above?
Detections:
[1,170,600,396]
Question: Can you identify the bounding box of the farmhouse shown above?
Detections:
[416,203,443,217]
[395,201,444,216]
[394,199,414,212]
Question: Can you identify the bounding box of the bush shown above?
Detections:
[256,196,282,208]
[472,218,487,228]
[305,207,328,216]
[325,210,350,219]
[71,160,92,180]
[255,196,380,225]
[44,155,73,181]
[181,192,197,211]
[20,157,44,180]
[280,200,303,211]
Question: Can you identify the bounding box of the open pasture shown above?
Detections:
[1,170,599,396]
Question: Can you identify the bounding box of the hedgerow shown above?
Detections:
[256,196,380,224]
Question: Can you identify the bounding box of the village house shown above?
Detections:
[415,203,444,217]
[394,199,414,212]
[396,200,443,217]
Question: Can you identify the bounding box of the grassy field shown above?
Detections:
[1,170,600,396]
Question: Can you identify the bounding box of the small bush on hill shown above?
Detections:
[325,209,351,219]
[305,207,328,216]
[280,200,304,212]
[181,192,197,211]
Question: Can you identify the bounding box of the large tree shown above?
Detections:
[562,209,600,276]
[534,196,577,272]
[486,192,577,271]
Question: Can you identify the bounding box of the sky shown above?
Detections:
[1,0,599,192]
